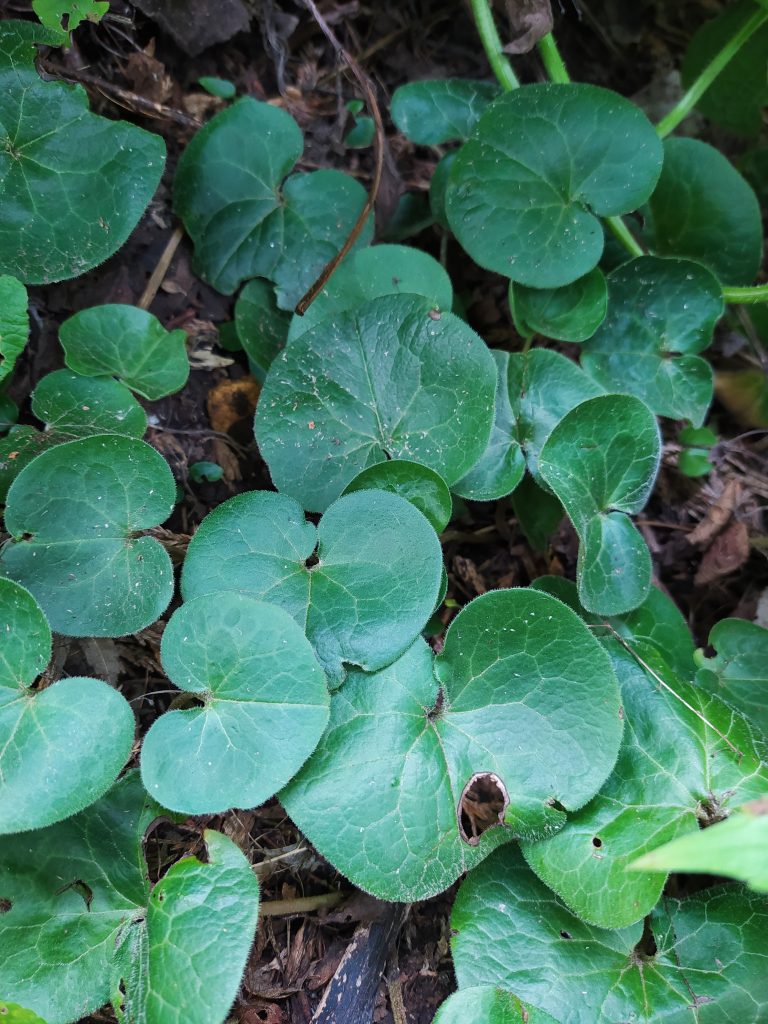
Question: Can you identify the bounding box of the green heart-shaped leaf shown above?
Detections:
[140,593,329,814]
[342,459,452,533]
[538,394,661,614]
[59,305,189,401]
[434,987,560,1024]
[580,256,723,426]
[234,279,291,378]
[31,370,147,438]
[286,244,453,343]
[282,588,623,900]
[451,845,768,1022]
[173,96,371,301]
[0,20,165,284]
[256,294,496,512]
[647,137,763,285]
[0,435,175,636]
[522,579,768,928]
[445,84,663,287]
[0,275,28,385]
[0,773,259,1024]
[695,618,768,739]
[181,489,443,685]
[509,269,608,343]
[391,79,498,144]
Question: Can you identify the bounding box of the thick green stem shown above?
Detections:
[656,4,768,138]
[537,32,569,83]
[470,0,520,91]
[722,283,768,305]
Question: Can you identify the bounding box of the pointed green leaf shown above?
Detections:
[234,279,290,378]
[523,581,768,928]
[0,435,175,636]
[286,244,453,343]
[391,79,498,144]
[581,257,723,425]
[509,269,608,343]
[539,395,660,614]
[446,84,663,287]
[282,588,622,900]
[632,797,768,892]
[59,305,189,401]
[342,459,452,533]
[0,20,165,284]
[647,137,763,285]
[256,294,496,512]
[31,370,147,438]
[0,275,28,385]
[140,594,328,814]
[451,846,768,1022]
[0,774,259,1024]
[181,489,443,685]
[696,618,768,738]
[434,987,560,1024]
[173,97,371,302]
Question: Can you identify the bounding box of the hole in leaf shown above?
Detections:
[559,930,572,940]
[592,836,603,848]
[458,772,509,846]
[0,898,11,913]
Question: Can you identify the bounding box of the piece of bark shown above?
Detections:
[132,0,250,56]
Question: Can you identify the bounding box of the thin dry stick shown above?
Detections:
[138,225,184,310]
[294,0,384,316]
[596,623,743,757]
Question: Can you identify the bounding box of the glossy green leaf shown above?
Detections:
[286,245,453,343]
[282,588,623,900]
[59,305,189,401]
[234,278,290,378]
[682,0,768,138]
[140,593,329,814]
[342,459,452,533]
[446,84,663,287]
[539,395,660,615]
[0,774,259,1024]
[32,0,108,41]
[647,137,763,286]
[391,78,498,144]
[181,489,443,685]
[451,845,768,1023]
[523,580,768,928]
[434,987,560,1024]
[257,294,496,512]
[696,618,768,738]
[173,97,371,301]
[632,797,768,892]
[0,20,165,284]
[581,256,722,425]
[452,351,525,502]
[31,370,147,438]
[0,275,28,385]
[0,435,175,636]
[509,269,607,343]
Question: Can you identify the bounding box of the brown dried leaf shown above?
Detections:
[694,519,750,585]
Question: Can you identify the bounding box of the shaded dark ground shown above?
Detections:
[1,1,767,1020]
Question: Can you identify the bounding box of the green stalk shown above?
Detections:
[537,32,569,83]
[722,283,768,305]
[470,0,520,91]
[656,4,768,138]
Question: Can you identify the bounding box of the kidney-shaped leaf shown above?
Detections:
[0,20,165,284]
[391,79,498,144]
[281,588,623,901]
[181,489,443,685]
[0,275,28,385]
[434,987,560,1024]
[451,845,768,1024]
[173,96,371,302]
[140,593,329,814]
[32,370,147,438]
[256,294,496,512]
[0,773,259,1024]
[539,394,661,615]
[59,305,189,401]
[446,84,663,287]
[695,618,768,739]
[581,256,723,425]
[522,579,768,928]
[0,434,176,636]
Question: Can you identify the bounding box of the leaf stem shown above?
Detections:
[470,0,520,92]
[656,4,768,138]
[537,32,570,84]
[722,282,768,305]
